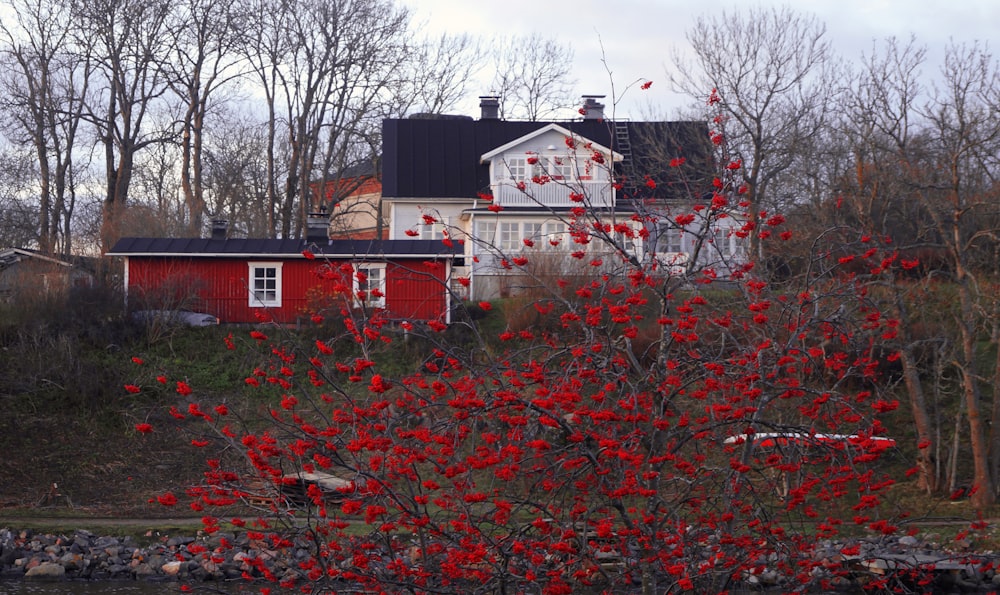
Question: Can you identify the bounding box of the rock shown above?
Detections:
[24,561,66,579]
[168,536,195,547]
[162,560,183,576]
[58,551,83,570]
[898,535,919,547]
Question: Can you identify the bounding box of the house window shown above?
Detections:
[544,221,566,249]
[475,220,497,248]
[354,264,386,309]
[657,225,684,254]
[615,224,642,257]
[710,227,744,259]
[523,222,543,247]
[499,222,520,252]
[551,156,573,180]
[502,157,528,181]
[531,157,548,179]
[249,262,282,307]
[420,217,448,240]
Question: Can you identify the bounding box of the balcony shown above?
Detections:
[492,180,614,209]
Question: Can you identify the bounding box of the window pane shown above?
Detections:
[523,222,542,244]
[505,157,527,181]
[249,265,280,306]
[544,222,565,249]
[476,221,496,245]
[499,222,519,252]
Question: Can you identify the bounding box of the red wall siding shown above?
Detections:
[126,256,449,324]
[385,260,450,322]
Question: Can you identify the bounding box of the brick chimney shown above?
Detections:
[479,95,500,120]
[581,95,606,120]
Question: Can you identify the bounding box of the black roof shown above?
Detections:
[382,118,712,201]
[107,237,460,258]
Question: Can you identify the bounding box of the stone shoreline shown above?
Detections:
[0,527,294,583]
[5,525,1000,592]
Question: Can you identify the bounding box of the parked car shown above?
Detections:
[132,309,220,327]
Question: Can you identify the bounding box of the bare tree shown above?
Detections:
[399,32,484,116]
[490,33,577,121]
[837,37,943,493]
[671,6,835,254]
[0,0,91,254]
[72,0,174,252]
[831,37,1000,507]
[913,42,1000,509]
[202,109,274,237]
[163,0,244,236]
[235,0,289,237]
[239,0,412,238]
[0,149,39,248]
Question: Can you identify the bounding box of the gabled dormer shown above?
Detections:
[480,123,622,208]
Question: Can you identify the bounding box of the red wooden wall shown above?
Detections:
[124,256,450,324]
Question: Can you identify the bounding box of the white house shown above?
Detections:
[381,96,745,300]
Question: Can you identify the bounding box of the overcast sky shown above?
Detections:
[402,0,1000,119]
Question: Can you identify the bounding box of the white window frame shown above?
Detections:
[475,220,497,249]
[544,221,566,249]
[419,216,449,240]
[354,263,386,309]
[501,157,528,182]
[551,156,573,181]
[615,223,643,257]
[522,222,543,247]
[248,262,282,308]
[657,224,684,254]
[499,222,520,252]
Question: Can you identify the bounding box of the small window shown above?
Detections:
[420,217,448,240]
[522,222,543,247]
[475,220,497,250]
[248,262,282,307]
[503,157,528,182]
[499,222,520,252]
[544,221,566,249]
[657,225,683,254]
[551,156,573,180]
[615,224,642,256]
[354,264,386,309]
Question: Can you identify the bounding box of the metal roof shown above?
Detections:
[107,237,461,259]
[381,118,712,200]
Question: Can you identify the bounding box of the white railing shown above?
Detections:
[493,181,614,208]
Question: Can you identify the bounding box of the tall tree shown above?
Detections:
[0,149,38,248]
[164,0,244,236]
[828,37,1000,506]
[671,6,835,254]
[842,37,952,495]
[0,0,91,254]
[913,42,1000,509]
[490,33,577,121]
[73,0,174,252]
[399,32,483,116]
[202,109,274,238]
[240,0,412,239]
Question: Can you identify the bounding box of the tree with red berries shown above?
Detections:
[123,88,921,594]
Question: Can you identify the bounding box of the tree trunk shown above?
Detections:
[957,270,994,509]
[899,347,937,493]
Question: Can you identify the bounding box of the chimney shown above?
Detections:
[306,207,330,242]
[479,95,500,120]
[581,95,606,120]
[210,219,228,240]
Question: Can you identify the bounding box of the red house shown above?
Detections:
[107,235,459,325]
